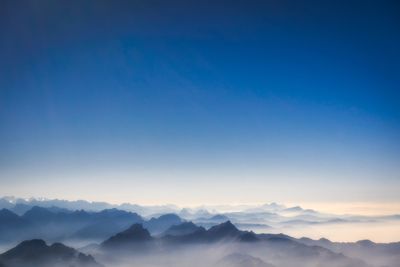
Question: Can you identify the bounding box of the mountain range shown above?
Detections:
[2,197,399,235]
[0,198,399,267]
[0,207,185,243]
[2,219,398,267]
[0,239,102,267]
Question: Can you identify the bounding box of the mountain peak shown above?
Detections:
[356,239,375,246]
[162,221,204,236]
[0,239,101,267]
[144,213,183,234]
[15,239,47,250]
[123,223,150,235]
[102,223,152,249]
[0,209,19,219]
[210,220,237,230]
[207,221,240,238]
[23,206,54,216]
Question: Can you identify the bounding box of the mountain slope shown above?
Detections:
[101,223,152,249]
[162,222,204,236]
[143,213,183,234]
[0,207,144,243]
[0,239,102,267]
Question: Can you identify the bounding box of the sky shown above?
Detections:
[0,0,399,208]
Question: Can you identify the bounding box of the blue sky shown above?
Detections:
[0,0,399,205]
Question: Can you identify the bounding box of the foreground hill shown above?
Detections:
[0,239,102,267]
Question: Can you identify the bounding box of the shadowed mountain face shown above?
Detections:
[100,220,250,250]
[0,207,188,244]
[162,222,204,236]
[0,207,144,243]
[2,197,400,245]
[0,210,29,242]
[96,221,375,267]
[0,220,397,267]
[0,239,102,267]
[101,223,152,249]
[152,220,253,245]
[208,221,239,235]
[143,213,183,234]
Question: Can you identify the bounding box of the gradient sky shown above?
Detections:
[0,0,399,206]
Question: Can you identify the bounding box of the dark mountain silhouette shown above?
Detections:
[207,221,241,239]
[0,205,399,267]
[162,222,203,236]
[160,221,257,244]
[20,207,138,226]
[0,206,144,243]
[10,204,34,215]
[143,213,183,234]
[97,220,373,266]
[0,199,13,210]
[258,233,295,243]
[0,209,26,226]
[101,220,251,248]
[101,223,152,249]
[71,209,144,240]
[0,197,113,212]
[199,221,260,243]
[0,239,102,267]
[0,209,29,242]
[22,206,57,223]
[0,218,385,267]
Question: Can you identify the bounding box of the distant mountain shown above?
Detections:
[283,206,303,212]
[194,214,231,226]
[0,199,14,210]
[2,219,392,267]
[297,237,400,267]
[101,223,152,249]
[206,221,242,240]
[102,220,254,248]
[0,206,144,244]
[162,222,204,236]
[22,206,57,223]
[179,208,211,220]
[143,213,183,234]
[0,197,179,216]
[0,209,29,242]
[97,220,375,267]
[0,209,26,226]
[0,239,102,267]
[216,253,275,267]
[69,209,144,241]
[2,197,399,237]
[162,221,258,244]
